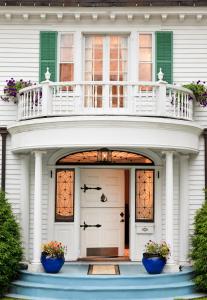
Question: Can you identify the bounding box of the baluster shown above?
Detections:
[181,92,184,118]
[173,90,176,117]
[23,93,26,119]
[60,86,62,114]
[26,92,29,118]
[184,93,187,119]
[177,92,180,118]
[110,85,113,108]
[95,85,97,108]
[37,89,40,115]
[118,84,120,108]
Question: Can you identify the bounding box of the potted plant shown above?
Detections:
[142,240,170,274]
[41,241,65,273]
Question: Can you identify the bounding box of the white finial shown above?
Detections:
[45,67,51,81]
[158,68,164,82]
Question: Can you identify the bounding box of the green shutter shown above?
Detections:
[39,31,57,82]
[155,31,173,84]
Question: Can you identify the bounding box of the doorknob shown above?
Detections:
[120,212,124,217]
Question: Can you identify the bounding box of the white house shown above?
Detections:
[0,0,206,271]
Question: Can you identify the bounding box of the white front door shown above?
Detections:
[80,169,125,257]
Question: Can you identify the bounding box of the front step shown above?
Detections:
[9,280,195,299]
[19,268,193,287]
[8,265,197,300]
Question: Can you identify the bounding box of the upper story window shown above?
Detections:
[138,33,153,81]
[59,34,74,82]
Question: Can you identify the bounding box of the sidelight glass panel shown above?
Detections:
[55,169,75,222]
[135,170,154,222]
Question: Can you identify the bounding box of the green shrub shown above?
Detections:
[191,196,207,292]
[0,191,23,297]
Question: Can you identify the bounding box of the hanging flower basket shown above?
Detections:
[1,78,32,103]
[183,80,207,107]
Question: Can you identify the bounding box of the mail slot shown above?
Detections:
[136,225,154,234]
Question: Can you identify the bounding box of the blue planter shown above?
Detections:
[41,254,65,273]
[142,255,166,274]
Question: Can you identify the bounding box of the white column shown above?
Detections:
[164,151,174,264]
[20,154,30,261]
[179,155,189,265]
[130,167,136,261]
[32,151,44,264]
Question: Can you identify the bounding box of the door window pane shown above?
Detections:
[135,170,154,222]
[55,169,75,222]
[85,36,103,81]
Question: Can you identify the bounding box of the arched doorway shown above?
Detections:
[51,149,156,260]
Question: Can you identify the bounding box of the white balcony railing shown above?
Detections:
[17,78,194,121]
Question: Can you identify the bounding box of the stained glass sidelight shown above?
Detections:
[55,169,75,222]
[135,170,154,222]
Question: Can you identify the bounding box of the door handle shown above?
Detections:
[80,221,102,230]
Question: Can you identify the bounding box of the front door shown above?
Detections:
[80,169,125,257]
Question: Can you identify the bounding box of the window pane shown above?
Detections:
[139,63,152,81]
[140,48,152,62]
[139,33,152,82]
[61,34,73,47]
[136,170,154,222]
[60,34,74,81]
[60,48,73,62]
[139,34,152,47]
[55,170,74,222]
[60,63,74,82]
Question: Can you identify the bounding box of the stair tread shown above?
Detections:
[12,279,195,290]
[7,294,204,300]
[21,269,193,279]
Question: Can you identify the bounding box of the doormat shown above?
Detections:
[88,264,120,275]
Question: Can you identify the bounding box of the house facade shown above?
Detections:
[0,0,206,269]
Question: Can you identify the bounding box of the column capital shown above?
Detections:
[32,150,47,156]
[162,150,175,156]
[162,151,175,160]
[179,154,190,160]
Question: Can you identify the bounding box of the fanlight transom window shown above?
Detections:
[56,150,154,165]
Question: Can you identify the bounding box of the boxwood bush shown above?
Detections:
[191,196,207,291]
[0,191,23,297]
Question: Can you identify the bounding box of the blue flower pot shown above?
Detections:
[41,254,65,273]
[142,255,166,274]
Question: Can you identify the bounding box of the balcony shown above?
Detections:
[17,80,194,122]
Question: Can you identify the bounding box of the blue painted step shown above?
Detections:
[8,265,197,300]
[10,279,195,299]
[19,267,193,287]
